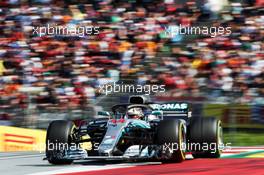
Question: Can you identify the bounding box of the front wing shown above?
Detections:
[45,145,160,161]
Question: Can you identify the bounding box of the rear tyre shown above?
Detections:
[157,120,186,163]
[46,120,75,165]
[188,117,223,158]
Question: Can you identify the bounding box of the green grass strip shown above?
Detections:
[221,150,264,158]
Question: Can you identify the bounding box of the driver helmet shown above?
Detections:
[127,107,144,119]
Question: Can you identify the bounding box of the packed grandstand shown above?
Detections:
[0,0,263,125]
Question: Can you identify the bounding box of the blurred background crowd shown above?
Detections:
[0,0,263,125]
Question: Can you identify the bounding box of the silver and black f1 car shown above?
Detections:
[45,96,223,164]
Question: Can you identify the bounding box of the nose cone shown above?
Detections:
[98,121,126,156]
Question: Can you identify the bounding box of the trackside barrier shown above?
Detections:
[203,104,264,129]
[0,126,46,152]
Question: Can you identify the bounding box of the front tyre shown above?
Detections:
[157,120,186,163]
[46,120,75,165]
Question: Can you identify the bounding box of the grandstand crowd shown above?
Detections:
[0,0,263,123]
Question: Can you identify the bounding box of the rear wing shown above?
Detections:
[149,102,190,119]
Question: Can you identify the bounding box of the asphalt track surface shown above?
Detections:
[1,148,264,175]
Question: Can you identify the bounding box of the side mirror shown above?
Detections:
[151,110,163,116]
[147,110,163,121]
[97,111,110,117]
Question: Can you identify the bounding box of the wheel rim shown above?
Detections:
[179,123,186,160]
[217,121,223,154]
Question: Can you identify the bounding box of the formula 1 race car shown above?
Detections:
[45,96,223,164]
